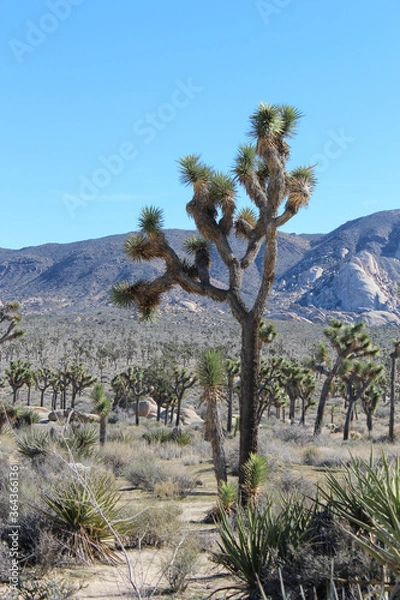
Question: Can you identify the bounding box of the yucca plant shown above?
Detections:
[213,495,317,598]
[143,427,171,444]
[242,453,268,506]
[40,471,128,564]
[321,453,400,584]
[60,424,98,458]
[17,428,51,459]
[218,481,237,513]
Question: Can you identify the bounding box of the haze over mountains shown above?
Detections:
[1,210,400,326]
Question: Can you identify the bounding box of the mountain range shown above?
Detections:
[1,209,400,326]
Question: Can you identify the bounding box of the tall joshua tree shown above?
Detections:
[112,103,316,500]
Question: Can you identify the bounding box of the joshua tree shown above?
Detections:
[197,349,227,485]
[313,319,379,436]
[0,301,24,345]
[338,359,384,440]
[5,359,31,404]
[389,339,400,441]
[91,383,111,445]
[68,361,97,408]
[112,103,316,500]
[171,366,197,427]
[34,366,56,407]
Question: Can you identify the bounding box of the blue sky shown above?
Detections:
[1,0,399,249]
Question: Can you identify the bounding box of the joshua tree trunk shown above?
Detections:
[343,396,355,441]
[314,371,337,436]
[99,415,107,446]
[238,319,261,493]
[205,391,227,485]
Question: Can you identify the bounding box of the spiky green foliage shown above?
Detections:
[279,105,304,139]
[183,236,212,256]
[322,453,400,579]
[249,103,284,140]
[259,320,277,345]
[178,154,211,187]
[41,471,128,564]
[209,172,236,202]
[124,233,154,262]
[242,453,268,504]
[110,281,135,308]
[213,496,316,599]
[232,144,257,182]
[17,428,51,458]
[15,406,40,427]
[218,481,238,513]
[91,383,111,418]
[286,166,317,210]
[197,349,226,389]
[249,103,303,142]
[234,207,258,239]
[138,205,164,234]
[60,424,99,458]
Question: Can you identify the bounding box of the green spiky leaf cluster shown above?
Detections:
[232,144,257,182]
[41,471,130,564]
[183,236,212,256]
[178,154,212,187]
[138,205,164,234]
[322,453,400,578]
[249,103,303,141]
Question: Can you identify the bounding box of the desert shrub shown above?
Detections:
[164,535,201,593]
[124,454,197,497]
[272,423,315,445]
[100,440,136,476]
[15,407,40,428]
[121,503,182,548]
[279,471,316,499]
[2,576,81,599]
[16,428,51,459]
[302,445,321,466]
[170,428,192,446]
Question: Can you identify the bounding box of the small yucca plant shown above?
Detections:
[17,428,51,459]
[40,471,129,564]
[242,453,268,505]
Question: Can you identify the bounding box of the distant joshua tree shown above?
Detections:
[112,103,316,502]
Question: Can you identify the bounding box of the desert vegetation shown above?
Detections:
[0,305,399,598]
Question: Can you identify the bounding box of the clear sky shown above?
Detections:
[1,0,399,249]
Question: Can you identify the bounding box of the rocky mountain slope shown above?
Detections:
[0,210,399,325]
